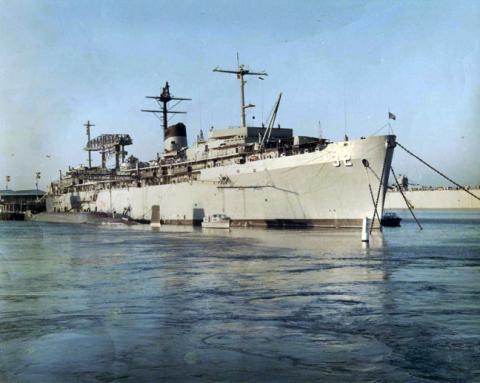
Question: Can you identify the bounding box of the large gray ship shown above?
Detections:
[44,64,396,228]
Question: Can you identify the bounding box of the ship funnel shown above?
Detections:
[165,122,187,152]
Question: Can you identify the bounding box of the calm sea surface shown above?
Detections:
[0,210,479,382]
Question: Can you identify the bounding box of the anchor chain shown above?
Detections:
[363,163,383,230]
[369,151,389,234]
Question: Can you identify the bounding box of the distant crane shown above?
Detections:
[85,134,133,169]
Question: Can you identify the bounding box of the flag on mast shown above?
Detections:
[388,112,396,120]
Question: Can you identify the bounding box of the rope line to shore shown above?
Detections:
[397,142,480,202]
[391,166,423,230]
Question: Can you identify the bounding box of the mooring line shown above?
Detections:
[368,183,383,231]
[397,142,480,202]
[370,150,389,234]
[391,167,423,230]
[365,168,383,230]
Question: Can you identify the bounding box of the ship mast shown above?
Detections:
[142,82,191,149]
[213,60,268,128]
[83,120,94,168]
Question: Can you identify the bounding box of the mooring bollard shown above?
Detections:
[361,217,369,242]
[150,205,161,228]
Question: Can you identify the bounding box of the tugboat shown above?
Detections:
[202,214,231,229]
[381,212,402,227]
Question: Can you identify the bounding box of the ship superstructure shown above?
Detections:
[46,63,396,228]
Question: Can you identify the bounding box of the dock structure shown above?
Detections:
[0,189,46,220]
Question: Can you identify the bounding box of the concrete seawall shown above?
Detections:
[385,189,480,209]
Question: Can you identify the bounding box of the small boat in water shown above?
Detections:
[202,214,231,229]
[381,212,402,227]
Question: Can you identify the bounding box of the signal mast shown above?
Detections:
[142,82,191,152]
[213,57,268,128]
[84,120,94,168]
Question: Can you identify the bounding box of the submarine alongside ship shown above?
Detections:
[36,63,397,228]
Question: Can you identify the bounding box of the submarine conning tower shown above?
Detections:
[142,82,191,153]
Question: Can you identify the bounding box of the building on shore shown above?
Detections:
[0,190,46,219]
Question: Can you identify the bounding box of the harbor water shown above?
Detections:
[0,210,479,382]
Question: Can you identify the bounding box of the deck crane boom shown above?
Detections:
[261,93,282,147]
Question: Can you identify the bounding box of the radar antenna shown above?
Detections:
[213,59,268,128]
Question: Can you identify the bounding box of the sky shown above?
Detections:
[1,0,479,190]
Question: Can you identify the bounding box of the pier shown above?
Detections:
[0,189,46,220]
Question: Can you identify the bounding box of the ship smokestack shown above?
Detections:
[165,122,187,152]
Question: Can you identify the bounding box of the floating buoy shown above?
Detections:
[361,217,369,242]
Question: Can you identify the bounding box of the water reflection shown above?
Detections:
[0,212,479,382]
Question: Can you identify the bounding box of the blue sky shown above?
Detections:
[1,0,479,189]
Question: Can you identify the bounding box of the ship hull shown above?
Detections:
[47,135,395,228]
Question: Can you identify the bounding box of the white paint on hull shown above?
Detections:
[47,135,395,227]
